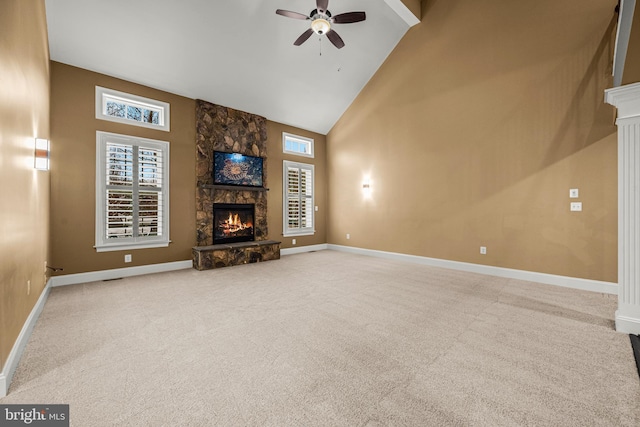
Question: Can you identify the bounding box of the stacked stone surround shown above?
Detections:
[194,100,279,269]
[195,100,269,245]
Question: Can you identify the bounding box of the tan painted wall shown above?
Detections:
[401,0,421,20]
[50,63,326,273]
[266,122,327,249]
[50,63,196,275]
[0,1,50,370]
[622,1,640,85]
[327,0,619,282]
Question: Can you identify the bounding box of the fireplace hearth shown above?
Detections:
[213,203,255,244]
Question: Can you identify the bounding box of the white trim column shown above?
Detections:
[605,82,640,334]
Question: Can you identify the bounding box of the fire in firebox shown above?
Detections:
[213,203,255,244]
[221,212,253,235]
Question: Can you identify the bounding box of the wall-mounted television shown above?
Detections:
[213,152,264,188]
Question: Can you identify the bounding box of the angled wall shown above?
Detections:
[327,0,619,282]
[0,0,50,383]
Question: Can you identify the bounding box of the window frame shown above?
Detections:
[283,160,315,237]
[95,131,170,252]
[95,86,171,132]
[282,132,314,158]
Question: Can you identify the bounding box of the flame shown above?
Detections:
[228,213,240,225]
[221,212,253,235]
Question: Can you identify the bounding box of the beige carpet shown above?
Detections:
[2,250,639,426]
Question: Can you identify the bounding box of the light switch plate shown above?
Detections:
[570,189,579,198]
[570,202,582,211]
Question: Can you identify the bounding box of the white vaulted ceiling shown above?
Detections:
[45,0,413,134]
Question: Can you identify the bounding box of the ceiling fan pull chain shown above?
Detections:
[319,36,322,56]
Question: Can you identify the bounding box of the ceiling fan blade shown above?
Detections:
[326,29,345,49]
[276,9,309,20]
[332,11,366,24]
[294,28,315,46]
[317,0,329,13]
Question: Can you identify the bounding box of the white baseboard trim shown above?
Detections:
[1,279,52,397]
[50,260,193,287]
[615,311,640,334]
[327,245,617,295]
[281,244,329,256]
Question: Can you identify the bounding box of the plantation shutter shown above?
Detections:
[106,143,134,238]
[284,161,314,236]
[96,132,169,251]
[138,147,164,237]
[286,167,300,230]
[299,167,313,229]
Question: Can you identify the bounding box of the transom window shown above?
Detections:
[96,86,170,131]
[283,160,314,236]
[95,131,170,252]
[283,132,314,158]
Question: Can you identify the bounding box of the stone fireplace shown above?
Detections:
[192,100,280,270]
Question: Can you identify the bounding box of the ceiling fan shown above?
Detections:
[276,0,366,49]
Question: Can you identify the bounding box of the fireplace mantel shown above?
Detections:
[199,184,269,192]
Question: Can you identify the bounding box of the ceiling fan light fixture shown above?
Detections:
[311,18,330,35]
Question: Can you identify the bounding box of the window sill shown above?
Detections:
[95,240,171,252]
[283,231,315,237]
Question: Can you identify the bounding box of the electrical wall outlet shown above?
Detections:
[124,254,132,263]
[292,239,296,245]
[346,233,350,240]
[315,206,318,212]
[480,246,487,255]
[570,202,582,212]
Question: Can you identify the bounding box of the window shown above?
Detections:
[96,86,170,131]
[283,161,314,236]
[283,132,314,158]
[95,131,170,252]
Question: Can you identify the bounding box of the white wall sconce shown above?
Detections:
[362,178,372,198]
[34,138,50,170]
